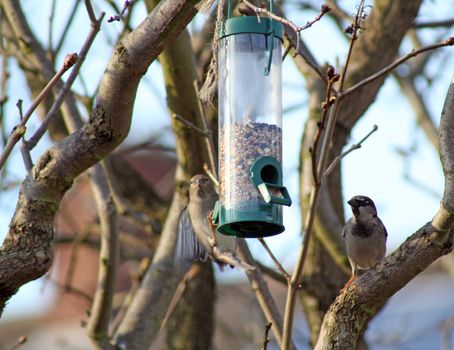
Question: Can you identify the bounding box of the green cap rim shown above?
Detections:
[220,16,284,41]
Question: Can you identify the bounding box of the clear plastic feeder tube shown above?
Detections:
[218,18,284,236]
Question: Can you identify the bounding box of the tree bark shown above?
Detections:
[297,0,422,345]
[0,0,200,315]
[163,262,215,350]
[315,76,454,349]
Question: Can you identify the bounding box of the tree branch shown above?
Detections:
[112,4,211,346]
[340,37,454,100]
[315,76,454,349]
[414,18,454,28]
[0,0,201,315]
[25,7,105,151]
[86,164,119,348]
[0,53,77,171]
[236,239,296,350]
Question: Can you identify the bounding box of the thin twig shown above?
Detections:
[15,99,33,171]
[48,0,57,54]
[173,114,209,136]
[193,80,218,178]
[258,238,290,281]
[109,276,141,334]
[55,0,82,55]
[255,260,288,285]
[414,18,454,28]
[0,55,9,147]
[324,124,378,177]
[340,37,454,100]
[309,67,339,185]
[62,283,93,303]
[0,53,77,171]
[236,239,296,349]
[25,9,105,151]
[203,163,219,189]
[84,0,97,23]
[65,227,93,291]
[442,310,454,350]
[261,322,272,350]
[395,72,438,149]
[107,0,135,23]
[160,264,199,331]
[339,0,366,91]
[241,0,330,54]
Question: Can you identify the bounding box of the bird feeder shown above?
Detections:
[213,1,292,238]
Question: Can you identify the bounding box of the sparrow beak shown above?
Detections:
[347,198,360,207]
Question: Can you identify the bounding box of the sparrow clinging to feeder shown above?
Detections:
[342,195,387,288]
[176,174,254,271]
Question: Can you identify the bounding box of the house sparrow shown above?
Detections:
[176,174,254,271]
[342,195,387,287]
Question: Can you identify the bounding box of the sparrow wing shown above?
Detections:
[175,206,208,265]
[342,218,353,238]
[377,216,388,238]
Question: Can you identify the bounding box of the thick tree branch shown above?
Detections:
[236,240,296,350]
[298,0,424,345]
[0,0,200,315]
[113,174,188,350]
[112,2,212,345]
[86,164,119,349]
[315,76,454,349]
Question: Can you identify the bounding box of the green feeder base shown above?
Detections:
[216,203,284,238]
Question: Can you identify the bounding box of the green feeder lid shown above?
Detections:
[220,16,284,42]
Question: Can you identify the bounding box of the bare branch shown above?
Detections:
[203,163,219,190]
[261,322,272,350]
[55,1,82,55]
[282,4,367,347]
[107,0,135,23]
[315,76,454,350]
[25,11,105,150]
[0,0,202,317]
[339,0,366,91]
[193,81,217,178]
[258,238,290,281]
[414,18,454,28]
[0,53,77,170]
[86,164,119,345]
[324,124,378,177]
[340,37,454,100]
[255,260,288,285]
[236,239,296,350]
[395,72,438,150]
[241,0,330,54]
[173,113,210,136]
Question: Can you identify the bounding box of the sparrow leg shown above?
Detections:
[208,210,217,247]
[341,262,358,292]
[342,274,357,289]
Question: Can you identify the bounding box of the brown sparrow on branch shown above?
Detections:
[342,195,387,287]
